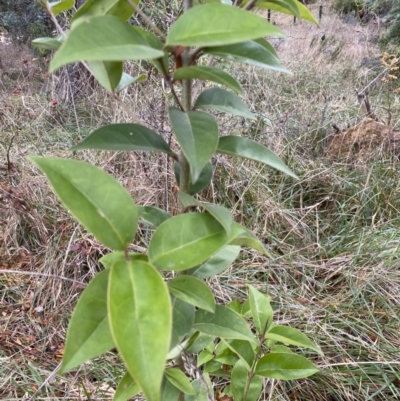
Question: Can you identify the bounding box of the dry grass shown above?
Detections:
[1,3,400,400]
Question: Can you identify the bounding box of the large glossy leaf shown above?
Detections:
[229,222,269,255]
[222,339,255,371]
[265,326,321,353]
[194,305,257,344]
[248,285,273,335]
[115,72,147,93]
[217,136,298,179]
[204,39,288,72]
[173,66,242,95]
[48,0,75,16]
[166,4,283,47]
[188,245,240,278]
[114,372,141,401]
[179,192,233,233]
[169,108,218,183]
[59,270,114,374]
[50,16,164,71]
[171,297,195,350]
[149,213,229,271]
[255,353,319,379]
[72,0,136,22]
[138,206,171,228]
[87,60,122,92]
[32,36,63,50]
[71,124,175,157]
[165,368,195,395]
[30,157,137,251]
[174,162,213,195]
[168,276,215,313]
[195,88,255,120]
[108,260,171,401]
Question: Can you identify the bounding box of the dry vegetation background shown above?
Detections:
[1,3,400,400]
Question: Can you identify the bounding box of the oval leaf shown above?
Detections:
[194,305,257,344]
[59,270,114,374]
[72,0,136,22]
[171,297,195,350]
[71,124,175,157]
[256,353,319,379]
[50,16,164,71]
[32,36,63,50]
[138,206,171,228]
[149,213,230,271]
[87,60,122,92]
[99,252,147,269]
[195,88,255,120]
[248,285,273,335]
[265,326,321,354]
[168,276,215,313]
[29,157,138,251]
[108,260,172,401]
[231,359,249,401]
[222,339,255,371]
[217,136,298,179]
[173,66,242,94]
[166,4,283,47]
[114,372,141,401]
[169,108,218,183]
[229,222,269,255]
[165,368,196,395]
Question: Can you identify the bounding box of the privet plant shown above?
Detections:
[31,1,322,400]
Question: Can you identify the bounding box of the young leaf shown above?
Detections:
[204,39,288,72]
[59,270,114,374]
[174,162,213,195]
[173,66,243,95]
[187,245,240,278]
[217,136,298,179]
[149,213,230,271]
[255,353,319,379]
[194,305,257,344]
[179,192,233,233]
[114,372,141,401]
[265,326,321,354]
[87,60,122,93]
[29,157,138,251]
[194,88,255,120]
[50,16,164,71]
[166,4,283,47]
[48,0,75,16]
[171,297,195,350]
[231,359,249,401]
[71,124,175,157]
[197,349,214,366]
[248,285,273,334]
[115,73,147,93]
[168,276,216,313]
[169,108,218,183]
[72,0,136,22]
[138,206,171,228]
[32,36,63,50]
[165,368,196,395]
[108,260,171,401]
[222,339,255,371]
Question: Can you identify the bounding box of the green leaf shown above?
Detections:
[246,375,263,401]
[161,377,181,401]
[168,276,215,313]
[114,372,141,401]
[149,213,230,271]
[231,359,249,401]
[32,36,63,50]
[248,285,273,334]
[30,157,137,251]
[48,0,75,16]
[214,343,238,366]
[186,332,214,353]
[108,260,171,401]
[194,305,257,344]
[59,270,113,374]
[217,136,298,179]
[229,222,269,255]
[270,345,294,354]
[166,4,283,47]
[222,339,255,371]
[72,0,136,22]
[165,368,195,395]
[226,300,242,314]
[169,108,218,183]
[184,379,210,401]
[179,192,233,233]
[171,297,195,350]
[174,162,213,196]
[256,353,319,379]
[99,252,147,269]
[265,326,321,353]
[115,73,147,93]
[50,16,164,71]
[195,88,255,120]
[87,60,122,92]
[138,206,171,228]
[188,245,240,278]
[204,39,288,72]
[197,349,214,366]
[173,66,242,95]
[71,124,175,157]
